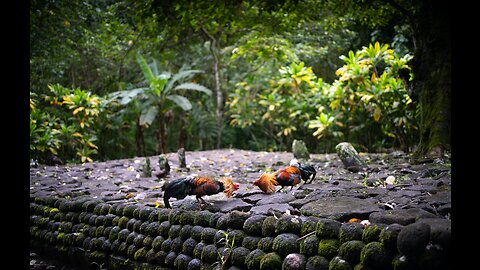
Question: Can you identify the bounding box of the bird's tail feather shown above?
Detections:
[253,172,278,194]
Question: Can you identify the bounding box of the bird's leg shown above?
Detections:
[290,186,294,192]
[278,186,284,193]
[197,196,210,206]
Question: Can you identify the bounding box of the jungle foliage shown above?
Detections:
[30,0,448,164]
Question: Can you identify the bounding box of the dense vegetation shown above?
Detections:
[30,0,450,164]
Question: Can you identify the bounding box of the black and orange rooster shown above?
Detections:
[162,175,240,208]
[253,159,316,194]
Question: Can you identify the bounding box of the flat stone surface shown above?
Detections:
[300,197,381,221]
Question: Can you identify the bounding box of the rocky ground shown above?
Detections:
[29,148,451,269]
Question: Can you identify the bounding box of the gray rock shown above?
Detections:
[335,142,368,172]
[283,253,307,270]
[369,208,436,225]
[250,203,295,216]
[292,139,310,159]
[397,222,431,257]
[256,192,296,205]
[416,218,451,251]
[300,197,381,221]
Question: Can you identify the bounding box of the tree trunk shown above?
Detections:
[410,1,451,157]
[178,110,187,149]
[135,118,146,157]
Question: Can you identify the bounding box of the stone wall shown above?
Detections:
[30,195,450,270]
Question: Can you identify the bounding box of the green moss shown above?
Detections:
[299,234,319,256]
[210,212,224,228]
[259,252,282,270]
[122,204,137,217]
[329,256,352,270]
[157,208,171,222]
[201,227,218,244]
[174,253,193,269]
[245,249,265,270]
[242,236,261,250]
[272,233,300,257]
[182,237,198,255]
[151,235,165,251]
[133,219,143,233]
[145,248,158,263]
[257,237,274,252]
[126,232,139,245]
[168,209,184,225]
[193,241,206,259]
[165,251,177,267]
[179,224,192,240]
[391,254,416,270]
[170,237,184,253]
[194,211,214,226]
[201,244,219,263]
[232,246,251,268]
[301,216,320,236]
[142,235,154,247]
[379,223,403,251]
[117,228,130,242]
[306,255,329,270]
[160,238,172,252]
[126,244,138,259]
[145,221,160,237]
[118,216,130,229]
[139,221,150,235]
[362,224,385,243]
[338,240,365,265]
[168,224,182,239]
[229,230,246,248]
[316,218,341,239]
[360,242,392,269]
[191,225,205,241]
[158,221,171,238]
[134,247,148,262]
[318,238,340,259]
[148,209,160,222]
[262,216,278,237]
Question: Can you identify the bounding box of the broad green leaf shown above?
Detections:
[173,83,212,95]
[139,106,158,126]
[166,95,192,111]
[165,70,204,92]
[108,88,146,104]
[136,53,154,83]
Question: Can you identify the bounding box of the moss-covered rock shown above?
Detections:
[187,257,202,270]
[145,221,160,237]
[133,234,146,247]
[272,233,300,257]
[339,222,364,243]
[417,243,449,270]
[165,251,178,267]
[283,253,306,270]
[148,209,160,222]
[231,246,250,268]
[88,214,98,225]
[195,211,215,226]
[178,224,193,240]
[217,211,250,230]
[210,212,224,228]
[391,254,416,270]
[126,218,137,231]
[359,241,392,269]
[95,225,105,237]
[242,236,261,250]
[134,246,149,262]
[152,235,165,251]
[318,238,340,259]
[262,216,278,237]
[379,223,403,251]
[139,206,153,220]
[316,218,342,239]
[168,208,184,225]
[154,250,168,265]
[201,244,219,263]
[171,237,184,253]
[157,208,171,222]
[161,238,173,252]
[193,241,206,259]
[257,237,274,252]
[126,231,139,245]
[396,222,430,257]
[139,221,150,235]
[158,220,171,238]
[228,229,246,248]
[362,224,386,243]
[301,216,320,236]
[126,244,139,259]
[145,248,159,263]
[191,225,204,241]
[168,224,182,239]
[201,227,218,244]
[299,233,319,256]
[329,256,352,270]
[275,215,302,235]
[292,139,310,159]
[306,255,329,270]
[214,230,227,246]
[142,235,153,248]
[117,228,130,242]
[259,252,282,270]
[183,237,198,256]
[122,204,137,217]
[174,253,193,269]
[243,215,267,236]
[118,216,130,229]
[245,248,265,270]
[117,242,128,256]
[132,219,143,233]
[338,240,365,266]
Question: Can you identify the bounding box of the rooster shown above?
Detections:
[253,159,316,194]
[161,175,240,208]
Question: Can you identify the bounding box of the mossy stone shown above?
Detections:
[306,255,329,270]
[122,205,137,217]
[100,204,112,215]
[126,232,139,245]
[316,218,342,239]
[145,248,159,263]
[88,250,107,266]
[191,225,204,241]
[362,224,386,243]
[193,241,206,258]
[155,250,168,265]
[145,221,160,236]
[396,222,430,257]
[126,218,137,231]
[161,238,173,252]
[417,244,448,270]
[391,254,416,270]
[232,246,251,268]
[88,214,98,225]
[245,248,265,270]
[183,237,198,256]
[171,237,184,253]
[110,239,121,253]
[292,139,310,159]
[134,246,148,262]
[201,244,219,263]
[158,220,171,238]
[229,229,246,248]
[272,233,300,257]
[210,212,225,228]
[142,235,154,247]
[139,206,153,220]
[338,240,365,265]
[169,208,184,225]
[201,227,218,244]
[318,238,340,259]
[329,256,352,270]
[103,214,116,226]
[262,216,278,237]
[93,203,104,215]
[283,253,307,270]
[174,253,193,269]
[101,238,112,252]
[133,207,141,219]
[187,258,202,270]
[139,221,150,235]
[243,215,267,236]
[339,222,364,243]
[359,241,392,269]
[94,215,105,227]
[257,237,274,252]
[301,216,320,236]
[165,251,177,266]
[242,236,261,250]
[214,230,227,247]
[118,216,130,229]
[148,209,160,222]
[216,211,250,230]
[126,244,139,259]
[117,228,130,242]
[169,224,182,239]
[118,242,128,256]
[152,235,165,251]
[379,223,403,251]
[194,211,214,226]
[299,234,319,256]
[179,224,193,240]
[95,225,106,237]
[158,208,171,222]
[275,215,302,235]
[259,252,282,270]
[132,219,143,232]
